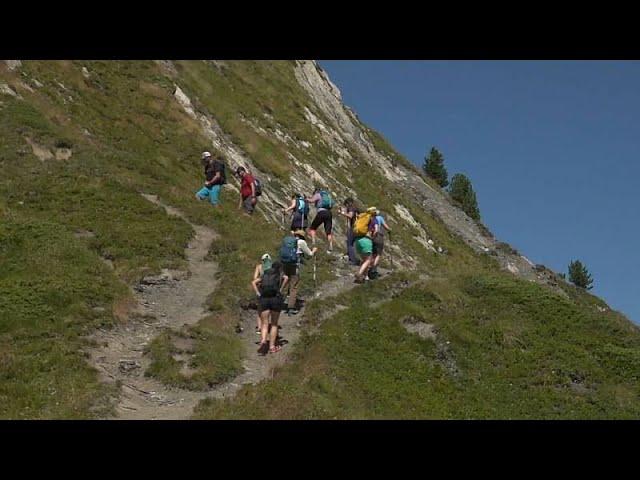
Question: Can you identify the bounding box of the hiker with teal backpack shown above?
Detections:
[252,261,289,355]
[280,229,317,316]
[308,187,335,252]
[195,151,226,207]
[368,209,392,279]
[252,253,273,335]
[283,193,309,232]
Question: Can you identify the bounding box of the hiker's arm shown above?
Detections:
[280,275,289,292]
[251,180,256,198]
[210,171,221,185]
[252,277,261,297]
[384,221,392,233]
[284,199,295,213]
[253,264,261,281]
[299,240,316,257]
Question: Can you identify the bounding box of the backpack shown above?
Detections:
[213,160,226,185]
[319,190,334,209]
[261,257,273,273]
[260,268,281,297]
[253,177,263,196]
[279,236,299,264]
[296,196,309,215]
[353,210,374,237]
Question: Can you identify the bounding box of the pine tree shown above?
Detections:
[448,173,481,221]
[423,147,449,188]
[568,260,594,290]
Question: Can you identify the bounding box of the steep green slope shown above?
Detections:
[1,60,637,419]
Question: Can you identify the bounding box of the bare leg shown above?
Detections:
[260,310,270,345]
[358,256,372,278]
[269,312,281,349]
[328,233,333,251]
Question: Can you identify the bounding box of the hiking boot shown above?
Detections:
[287,308,300,316]
[257,342,269,356]
[354,274,365,284]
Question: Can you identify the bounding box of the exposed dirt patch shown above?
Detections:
[25,137,53,161]
[74,229,95,239]
[402,316,437,340]
[55,148,73,160]
[86,194,220,419]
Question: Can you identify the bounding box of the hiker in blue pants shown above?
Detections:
[195,151,226,207]
[338,197,360,266]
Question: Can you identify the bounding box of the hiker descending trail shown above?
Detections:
[195,151,226,207]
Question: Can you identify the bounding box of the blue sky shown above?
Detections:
[320,61,640,323]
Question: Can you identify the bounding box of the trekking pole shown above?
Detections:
[313,254,317,290]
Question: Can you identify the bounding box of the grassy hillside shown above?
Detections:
[1,60,638,419]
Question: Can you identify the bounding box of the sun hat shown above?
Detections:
[202,151,212,159]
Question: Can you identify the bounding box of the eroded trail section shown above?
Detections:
[87,194,219,420]
[207,267,361,402]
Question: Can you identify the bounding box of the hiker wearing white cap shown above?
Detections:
[252,253,273,334]
[195,151,226,207]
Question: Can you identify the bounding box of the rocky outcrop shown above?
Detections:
[293,60,562,291]
[4,60,21,71]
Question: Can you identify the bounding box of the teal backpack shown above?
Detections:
[319,190,334,209]
[280,236,299,264]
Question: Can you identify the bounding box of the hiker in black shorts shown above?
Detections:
[252,261,289,355]
[308,187,335,252]
[252,253,273,335]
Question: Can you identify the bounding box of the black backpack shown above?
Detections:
[254,177,263,196]
[260,268,280,297]
[213,160,226,185]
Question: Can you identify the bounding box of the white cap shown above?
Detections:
[261,253,271,261]
[202,151,211,159]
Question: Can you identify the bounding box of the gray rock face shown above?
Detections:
[4,60,21,71]
[293,61,562,292]
[164,60,561,291]
[0,83,19,98]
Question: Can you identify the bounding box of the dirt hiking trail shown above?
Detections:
[86,195,362,420]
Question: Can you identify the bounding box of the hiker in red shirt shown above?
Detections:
[236,166,257,215]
